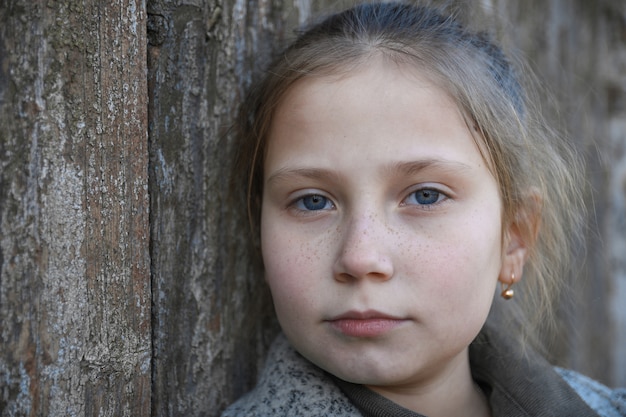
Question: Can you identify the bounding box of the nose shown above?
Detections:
[333,214,394,283]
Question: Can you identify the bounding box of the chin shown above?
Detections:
[316,354,406,386]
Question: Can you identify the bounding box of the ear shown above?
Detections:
[499,191,542,285]
[499,223,529,286]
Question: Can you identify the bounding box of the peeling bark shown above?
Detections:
[0,1,150,415]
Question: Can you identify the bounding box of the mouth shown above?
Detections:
[326,310,408,338]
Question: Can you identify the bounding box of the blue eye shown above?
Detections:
[296,194,333,211]
[406,189,444,205]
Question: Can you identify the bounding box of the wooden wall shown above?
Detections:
[0,0,624,415]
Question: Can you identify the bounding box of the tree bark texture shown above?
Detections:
[0,1,151,416]
[0,0,625,416]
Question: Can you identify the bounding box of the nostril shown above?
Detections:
[333,249,394,282]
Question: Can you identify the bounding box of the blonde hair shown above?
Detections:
[234,1,585,347]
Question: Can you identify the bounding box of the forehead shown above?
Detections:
[264,59,490,180]
[271,59,453,132]
[272,56,496,180]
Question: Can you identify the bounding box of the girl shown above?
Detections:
[223,2,626,416]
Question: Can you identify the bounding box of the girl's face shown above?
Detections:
[261,60,519,399]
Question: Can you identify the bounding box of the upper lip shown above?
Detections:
[328,309,404,321]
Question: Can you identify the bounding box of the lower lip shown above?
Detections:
[328,318,406,338]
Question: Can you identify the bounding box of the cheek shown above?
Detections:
[261,224,321,308]
[411,212,502,298]
[450,219,502,304]
[416,228,501,335]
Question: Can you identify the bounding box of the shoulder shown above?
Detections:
[556,368,626,417]
[221,333,360,417]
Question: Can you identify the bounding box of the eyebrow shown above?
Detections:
[265,167,343,186]
[265,158,472,186]
[385,159,472,176]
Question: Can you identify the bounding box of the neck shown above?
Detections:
[366,350,491,417]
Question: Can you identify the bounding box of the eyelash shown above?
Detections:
[289,193,335,214]
[401,187,448,208]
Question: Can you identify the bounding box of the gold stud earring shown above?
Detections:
[501,273,515,300]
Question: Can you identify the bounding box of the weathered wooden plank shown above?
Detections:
[0,1,151,415]
[146,1,285,414]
